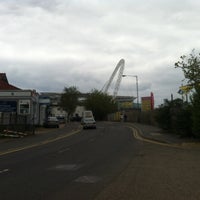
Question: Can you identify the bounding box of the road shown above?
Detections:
[1,122,200,200]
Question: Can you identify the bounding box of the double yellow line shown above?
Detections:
[0,129,81,156]
[129,126,182,148]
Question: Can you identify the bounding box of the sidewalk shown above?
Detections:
[0,122,82,155]
[130,123,200,148]
[0,122,82,147]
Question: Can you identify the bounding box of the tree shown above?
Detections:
[191,87,200,135]
[60,86,80,122]
[84,89,118,120]
[154,99,171,130]
[175,50,200,90]
[155,99,192,137]
[175,50,200,136]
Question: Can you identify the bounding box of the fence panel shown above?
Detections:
[0,113,35,135]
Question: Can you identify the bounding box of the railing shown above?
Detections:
[0,113,35,137]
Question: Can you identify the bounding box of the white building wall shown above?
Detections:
[51,106,67,118]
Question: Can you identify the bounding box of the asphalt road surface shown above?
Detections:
[0,122,200,200]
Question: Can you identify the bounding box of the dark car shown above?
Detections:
[44,117,59,128]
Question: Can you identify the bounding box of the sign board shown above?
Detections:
[0,101,17,112]
[19,100,30,114]
[141,97,151,111]
[141,92,154,111]
[178,85,193,94]
[0,91,32,97]
[119,101,133,109]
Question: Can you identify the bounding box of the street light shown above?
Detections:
[122,74,139,109]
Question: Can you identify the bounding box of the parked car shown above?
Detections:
[56,116,65,124]
[70,114,82,122]
[43,117,59,128]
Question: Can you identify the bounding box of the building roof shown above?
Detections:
[0,73,21,90]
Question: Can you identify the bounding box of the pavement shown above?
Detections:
[130,122,200,148]
[0,122,82,144]
[95,123,200,200]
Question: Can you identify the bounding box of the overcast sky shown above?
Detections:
[1,0,200,106]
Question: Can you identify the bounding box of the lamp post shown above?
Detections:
[122,74,139,109]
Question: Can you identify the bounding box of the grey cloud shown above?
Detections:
[1,0,200,106]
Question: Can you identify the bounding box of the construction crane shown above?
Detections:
[102,59,125,99]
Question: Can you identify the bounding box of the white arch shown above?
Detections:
[103,59,125,98]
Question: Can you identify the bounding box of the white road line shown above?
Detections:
[74,175,101,183]
[0,169,9,174]
[49,164,82,171]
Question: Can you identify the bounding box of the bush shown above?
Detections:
[191,87,200,137]
[155,105,171,130]
[155,99,193,137]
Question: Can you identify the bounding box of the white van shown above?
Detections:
[81,110,96,129]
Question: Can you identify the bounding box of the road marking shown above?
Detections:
[49,164,82,171]
[74,176,101,183]
[129,126,182,148]
[0,169,9,174]
[0,129,81,156]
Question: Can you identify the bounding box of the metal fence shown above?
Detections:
[107,110,157,125]
[0,113,35,137]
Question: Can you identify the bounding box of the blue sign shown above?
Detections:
[0,101,17,112]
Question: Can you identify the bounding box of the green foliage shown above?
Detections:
[84,89,118,120]
[171,101,192,137]
[175,50,200,90]
[155,100,171,130]
[155,99,193,137]
[175,50,200,136]
[191,87,200,136]
[60,86,80,120]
